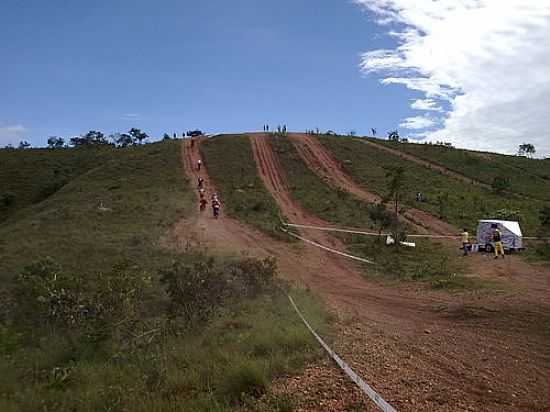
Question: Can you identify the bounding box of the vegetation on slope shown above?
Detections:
[376,140,550,201]
[201,135,287,240]
[0,141,327,411]
[270,136,376,229]
[0,147,115,223]
[319,136,544,234]
[270,136,472,288]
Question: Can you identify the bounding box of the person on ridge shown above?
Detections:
[492,224,505,259]
[461,228,470,256]
[197,159,202,171]
[197,177,204,189]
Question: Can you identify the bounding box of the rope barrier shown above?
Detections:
[288,295,398,412]
[283,222,459,238]
[281,227,374,264]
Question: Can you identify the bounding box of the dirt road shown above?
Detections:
[170,137,550,411]
[289,133,457,236]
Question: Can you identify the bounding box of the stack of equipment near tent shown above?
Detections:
[476,220,524,253]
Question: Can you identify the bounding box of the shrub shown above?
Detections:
[0,191,16,207]
[160,255,279,323]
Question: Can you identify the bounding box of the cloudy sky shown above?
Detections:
[356,0,550,156]
[1,0,549,156]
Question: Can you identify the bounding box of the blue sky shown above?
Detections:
[0,0,414,146]
[3,1,549,155]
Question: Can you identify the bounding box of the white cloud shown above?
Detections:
[355,0,550,156]
[399,115,436,130]
[411,99,442,112]
[120,113,141,121]
[0,124,28,147]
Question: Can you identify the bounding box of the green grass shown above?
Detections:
[377,140,550,201]
[0,288,327,412]
[270,136,377,230]
[318,135,545,235]
[269,136,480,289]
[0,141,193,282]
[0,141,329,411]
[201,135,287,240]
[0,146,116,223]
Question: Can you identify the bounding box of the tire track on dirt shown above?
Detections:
[289,133,457,236]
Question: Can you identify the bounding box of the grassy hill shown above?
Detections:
[319,136,546,235]
[0,147,115,224]
[0,141,327,412]
[373,139,550,201]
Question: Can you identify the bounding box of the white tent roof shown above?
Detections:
[478,220,523,237]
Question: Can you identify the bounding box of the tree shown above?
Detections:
[128,128,148,145]
[47,136,65,149]
[491,176,511,194]
[70,130,108,147]
[540,206,550,230]
[384,166,406,248]
[518,143,536,158]
[368,203,394,241]
[115,133,133,148]
[18,140,31,149]
[387,130,400,142]
[163,133,171,140]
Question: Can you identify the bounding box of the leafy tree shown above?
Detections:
[387,130,400,142]
[163,133,171,140]
[436,191,450,219]
[518,143,536,158]
[540,206,550,229]
[0,191,16,207]
[115,133,133,148]
[18,140,31,149]
[368,203,394,240]
[70,130,109,147]
[491,176,511,194]
[129,128,148,145]
[47,136,65,149]
[384,166,406,248]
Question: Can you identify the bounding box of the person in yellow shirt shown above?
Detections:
[461,228,470,256]
[492,226,505,259]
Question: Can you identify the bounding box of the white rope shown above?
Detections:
[282,227,374,264]
[283,222,459,238]
[288,295,398,412]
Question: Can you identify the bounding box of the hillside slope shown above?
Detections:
[319,135,545,234]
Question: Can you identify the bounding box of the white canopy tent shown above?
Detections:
[476,220,523,251]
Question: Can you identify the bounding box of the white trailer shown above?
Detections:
[476,219,524,253]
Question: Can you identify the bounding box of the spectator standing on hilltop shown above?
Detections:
[197,159,202,171]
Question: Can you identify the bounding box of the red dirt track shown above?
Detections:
[288,133,457,236]
[169,135,550,412]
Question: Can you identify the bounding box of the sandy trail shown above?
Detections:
[169,137,550,411]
